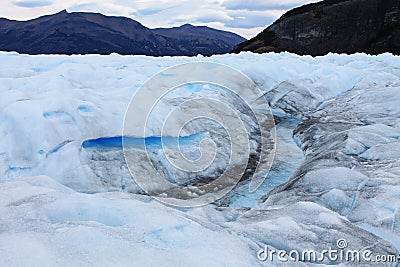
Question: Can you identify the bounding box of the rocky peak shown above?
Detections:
[233,0,400,55]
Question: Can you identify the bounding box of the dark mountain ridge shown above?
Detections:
[0,10,246,56]
[233,0,400,55]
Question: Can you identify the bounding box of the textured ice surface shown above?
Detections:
[1,52,400,266]
[228,118,303,208]
[0,176,259,267]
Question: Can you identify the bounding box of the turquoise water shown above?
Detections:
[229,118,304,208]
[82,133,205,150]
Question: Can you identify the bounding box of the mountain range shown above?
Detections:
[0,10,246,56]
[233,0,400,55]
[2,0,399,57]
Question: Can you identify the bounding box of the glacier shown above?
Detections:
[0,51,400,266]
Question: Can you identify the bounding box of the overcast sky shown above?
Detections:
[0,0,318,39]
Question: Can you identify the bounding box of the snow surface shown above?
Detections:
[1,51,400,266]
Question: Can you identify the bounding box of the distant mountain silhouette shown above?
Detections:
[0,10,246,56]
[233,0,400,56]
[153,24,246,56]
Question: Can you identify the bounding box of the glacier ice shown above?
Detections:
[0,51,400,266]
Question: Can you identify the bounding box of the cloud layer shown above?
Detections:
[2,0,318,38]
[13,0,52,8]
[222,0,317,11]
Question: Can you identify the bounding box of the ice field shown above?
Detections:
[0,51,400,266]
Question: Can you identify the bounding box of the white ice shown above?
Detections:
[1,51,400,266]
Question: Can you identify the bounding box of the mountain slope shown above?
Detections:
[153,24,246,56]
[233,0,400,55]
[0,10,246,56]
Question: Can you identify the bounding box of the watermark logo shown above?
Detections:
[257,239,399,263]
[336,238,348,249]
[123,62,276,207]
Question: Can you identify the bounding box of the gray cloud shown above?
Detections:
[131,8,163,16]
[222,0,316,11]
[224,14,276,29]
[168,18,190,25]
[67,2,123,16]
[68,3,97,11]
[196,15,231,24]
[13,0,52,8]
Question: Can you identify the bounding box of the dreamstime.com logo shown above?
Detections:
[122,62,276,207]
[257,239,400,263]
